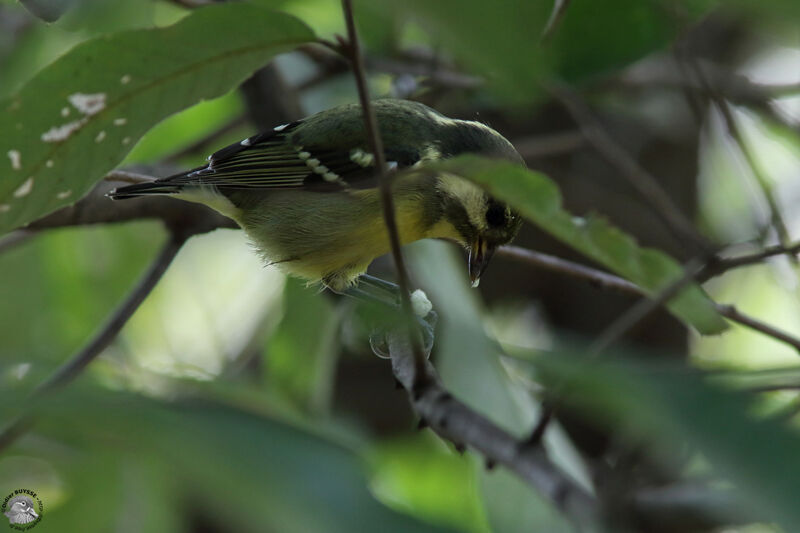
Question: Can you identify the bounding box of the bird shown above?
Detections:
[109,99,523,294]
[3,496,38,525]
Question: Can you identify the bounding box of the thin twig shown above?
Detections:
[676,56,795,262]
[0,234,185,451]
[540,0,571,43]
[340,0,428,384]
[548,83,714,256]
[587,258,707,355]
[497,245,800,353]
[525,258,708,445]
[701,240,800,280]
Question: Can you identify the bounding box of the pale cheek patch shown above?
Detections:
[349,148,374,167]
[436,173,488,230]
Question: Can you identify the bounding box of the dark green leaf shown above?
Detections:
[0,4,314,234]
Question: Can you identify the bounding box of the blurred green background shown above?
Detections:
[1,0,800,531]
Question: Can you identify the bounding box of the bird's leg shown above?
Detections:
[334,274,437,358]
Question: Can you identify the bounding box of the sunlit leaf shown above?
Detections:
[440,156,727,334]
[0,4,314,234]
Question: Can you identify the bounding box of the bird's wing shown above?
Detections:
[164,122,405,192]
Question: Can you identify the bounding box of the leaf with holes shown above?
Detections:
[0,4,314,234]
[440,156,727,335]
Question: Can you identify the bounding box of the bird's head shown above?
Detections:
[432,119,524,285]
[435,174,522,286]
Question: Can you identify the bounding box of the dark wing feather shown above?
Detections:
[163,122,382,192]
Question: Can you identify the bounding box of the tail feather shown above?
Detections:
[107,180,183,200]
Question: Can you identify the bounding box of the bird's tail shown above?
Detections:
[107,180,183,200]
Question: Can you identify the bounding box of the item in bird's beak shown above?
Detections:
[468,238,496,288]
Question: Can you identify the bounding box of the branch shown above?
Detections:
[497,245,800,353]
[24,172,236,234]
[386,331,601,531]
[0,233,185,451]
[340,0,428,383]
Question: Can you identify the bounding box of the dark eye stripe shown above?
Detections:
[486,202,506,227]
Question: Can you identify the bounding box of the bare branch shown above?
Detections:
[340,0,428,383]
[386,331,601,531]
[497,245,800,353]
[0,229,35,255]
[25,173,236,234]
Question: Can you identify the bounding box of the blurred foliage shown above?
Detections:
[1,0,800,532]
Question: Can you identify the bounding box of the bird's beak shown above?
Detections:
[468,238,496,288]
[29,509,38,518]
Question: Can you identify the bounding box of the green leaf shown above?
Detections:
[535,353,800,529]
[442,156,727,334]
[6,386,455,533]
[0,4,314,234]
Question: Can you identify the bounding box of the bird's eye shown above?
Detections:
[485,202,506,227]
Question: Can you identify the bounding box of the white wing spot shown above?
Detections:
[120,74,132,85]
[45,160,54,168]
[41,119,86,142]
[68,92,106,116]
[13,177,34,198]
[113,118,127,126]
[349,149,374,167]
[274,123,289,131]
[7,150,21,170]
[240,138,252,146]
[56,190,72,200]
[0,204,10,213]
[61,107,70,117]
[95,130,106,143]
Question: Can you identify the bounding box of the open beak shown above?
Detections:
[468,238,496,288]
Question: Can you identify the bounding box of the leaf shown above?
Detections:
[441,156,727,334]
[19,0,78,22]
[8,386,455,533]
[535,353,800,529]
[0,4,315,234]
[370,0,715,105]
